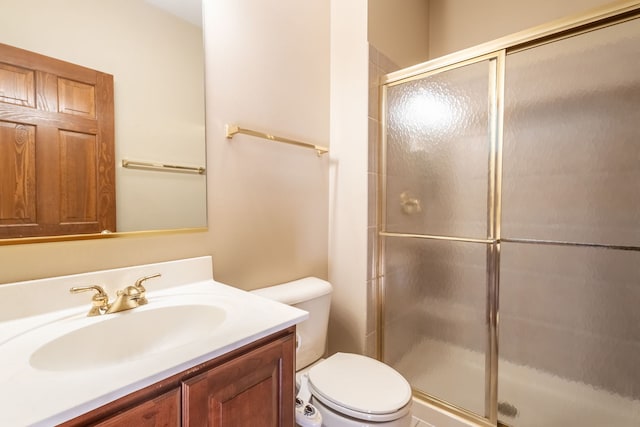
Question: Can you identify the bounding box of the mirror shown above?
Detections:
[0,0,206,241]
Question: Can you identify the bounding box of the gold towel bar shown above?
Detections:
[225,124,329,156]
[122,160,206,174]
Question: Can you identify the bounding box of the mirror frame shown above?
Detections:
[0,0,208,245]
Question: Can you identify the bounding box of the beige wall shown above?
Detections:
[428,0,617,59]
[205,0,330,288]
[0,0,330,291]
[328,0,370,355]
[368,0,430,68]
[0,232,212,285]
[367,0,619,70]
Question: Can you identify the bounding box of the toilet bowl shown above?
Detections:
[305,352,412,426]
[252,278,412,426]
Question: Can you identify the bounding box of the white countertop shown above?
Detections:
[0,257,307,426]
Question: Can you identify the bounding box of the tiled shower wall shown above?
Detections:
[366,45,399,358]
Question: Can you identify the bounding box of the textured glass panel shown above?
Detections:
[383,236,488,416]
[499,242,640,427]
[502,18,640,246]
[385,60,490,238]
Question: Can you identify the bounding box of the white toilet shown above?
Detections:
[252,277,412,426]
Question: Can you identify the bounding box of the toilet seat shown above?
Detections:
[307,353,412,422]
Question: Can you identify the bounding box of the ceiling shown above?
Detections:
[145,0,201,27]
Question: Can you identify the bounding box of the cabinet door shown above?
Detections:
[182,334,295,427]
[93,388,180,427]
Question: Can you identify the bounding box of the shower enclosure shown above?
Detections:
[378,4,640,427]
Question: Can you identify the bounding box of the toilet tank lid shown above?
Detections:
[251,277,332,305]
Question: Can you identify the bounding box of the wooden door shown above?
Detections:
[0,43,115,238]
[182,333,295,427]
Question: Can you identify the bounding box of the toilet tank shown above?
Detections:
[251,277,332,370]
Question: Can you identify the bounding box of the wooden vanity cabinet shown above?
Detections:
[60,327,295,427]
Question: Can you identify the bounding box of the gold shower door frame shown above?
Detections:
[379,51,503,426]
[376,2,640,426]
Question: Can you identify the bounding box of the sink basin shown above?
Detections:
[29,304,226,371]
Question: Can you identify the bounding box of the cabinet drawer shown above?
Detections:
[94,388,180,427]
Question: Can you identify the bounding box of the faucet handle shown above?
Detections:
[133,273,161,305]
[70,285,109,316]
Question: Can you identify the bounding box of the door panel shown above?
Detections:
[382,55,499,421]
[58,77,96,118]
[0,121,36,224]
[502,18,640,247]
[0,63,35,107]
[383,236,488,416]
[59,130,97,223]
[384,59,492,239]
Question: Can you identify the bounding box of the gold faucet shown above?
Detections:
[105,285,143,314]
[69,273,161,316]
[69,285,110,316]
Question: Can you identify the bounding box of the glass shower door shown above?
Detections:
[500,17,640,427]
[381,56,500,419]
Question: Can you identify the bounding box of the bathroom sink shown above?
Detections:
[0,257,309,426]
[29,304,226,371]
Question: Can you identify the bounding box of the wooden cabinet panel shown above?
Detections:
[94,388,180,427]
[182,332,295,427]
